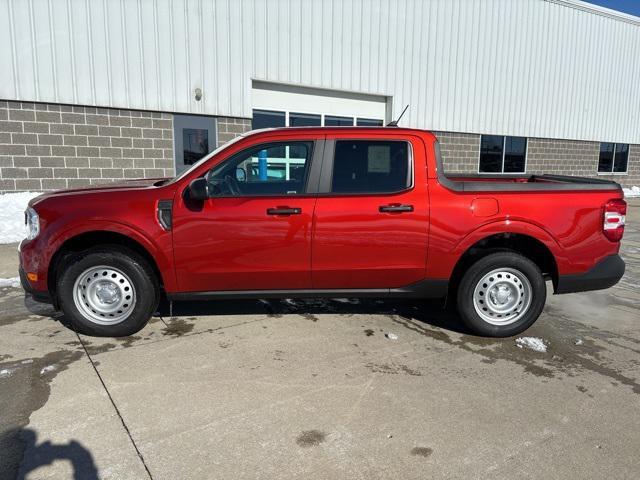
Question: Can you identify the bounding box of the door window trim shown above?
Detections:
[197,139,325,198]
[317,139,415,196]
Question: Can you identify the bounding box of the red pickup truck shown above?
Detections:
[19,127,626,337]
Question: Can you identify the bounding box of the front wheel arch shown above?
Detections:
[49,231,164,307]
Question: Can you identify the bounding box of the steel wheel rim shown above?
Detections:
[72,265,136,325]
[472,267,532,326]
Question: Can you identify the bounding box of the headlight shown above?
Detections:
[25,207,40,240]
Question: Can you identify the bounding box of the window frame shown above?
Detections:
[251,109,384,128]
[478,135,528,174]
[202,140,319,198]
[317,139,415,196]
[597,142,629,175]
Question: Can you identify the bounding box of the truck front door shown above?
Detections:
[172,138,321,292]
[311,135,429,289]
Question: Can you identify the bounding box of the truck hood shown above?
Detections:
[29,178,170,207]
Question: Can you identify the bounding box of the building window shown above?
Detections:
[479,135,527,173]
[325,115,354,126]
[289,112,321,127]
[251,109,383,128]
[356,118,384,126]
[252,110,285,129]
[331,140,410,194]
[598,142,629,173]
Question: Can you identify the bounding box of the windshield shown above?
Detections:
[167,134,247,185]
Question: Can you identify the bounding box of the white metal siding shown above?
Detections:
[1,0,639,143]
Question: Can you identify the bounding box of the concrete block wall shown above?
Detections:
[434,131,480,174]
[527,137,640,186]
[435,131,639,186]
[216,117,252,147]
[0,101,174,192]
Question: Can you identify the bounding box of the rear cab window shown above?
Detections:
[330,140,412,194]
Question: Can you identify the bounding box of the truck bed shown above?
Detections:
[434,143,622,192]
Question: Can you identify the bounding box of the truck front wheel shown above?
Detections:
[456,252,546,337]
[57,247,159,337]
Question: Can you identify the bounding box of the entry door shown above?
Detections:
[172,139,321,293]
[312,138,429,289]
[173,115,216,175]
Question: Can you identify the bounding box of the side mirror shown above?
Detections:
[235,167,247,182]
[188,178,209,201]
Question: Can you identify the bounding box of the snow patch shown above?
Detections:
[623,186,640,198]
[40,365,56,375]
[0,192,42,244]
[515,337,547,353]
[0,277,20,288]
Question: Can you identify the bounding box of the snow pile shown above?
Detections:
[623,186,640,198]
[515,336,547,353]
[0,192,42,244]
[0,277,20,288]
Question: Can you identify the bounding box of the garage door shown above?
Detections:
[251,80,389,129]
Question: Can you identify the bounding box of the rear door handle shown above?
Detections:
[379,204,414,213]
[266,207,302,216]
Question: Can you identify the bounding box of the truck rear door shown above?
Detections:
[311,134,429,289]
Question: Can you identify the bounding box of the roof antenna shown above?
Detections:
[386,104,409,127]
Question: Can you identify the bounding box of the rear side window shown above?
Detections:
[331,140,411,194]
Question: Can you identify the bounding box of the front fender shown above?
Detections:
[37,219,176,292]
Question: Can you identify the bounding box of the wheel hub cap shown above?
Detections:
[72,266,136,325]
[472,268,532,326]
[95,282,120,304]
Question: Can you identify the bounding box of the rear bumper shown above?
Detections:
[19,266,52,304]
[555,254,625,294]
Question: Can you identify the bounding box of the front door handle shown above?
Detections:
[379,204,414,213]
[267,207,302,216]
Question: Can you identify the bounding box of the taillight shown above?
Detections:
[603,198,626,242]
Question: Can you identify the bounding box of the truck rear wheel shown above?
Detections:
[57,247,159,337]
[456,252,546,337]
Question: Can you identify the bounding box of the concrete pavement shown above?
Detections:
[1,200,639,479]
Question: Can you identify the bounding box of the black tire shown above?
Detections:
[57,246,159,337]
[456,252,546,337]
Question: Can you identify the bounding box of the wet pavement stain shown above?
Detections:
[389,306,640,394]
[366,363,422,376]
[162,318,195,337]
[0,349,84,479]
[83,342,118,355]
[411,447,433,458]
[296,430,326,447]
[117,335,142,348]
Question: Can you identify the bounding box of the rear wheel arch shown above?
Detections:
[448,232,559,299]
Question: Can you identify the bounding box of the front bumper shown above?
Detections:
[555,254,625,294]
[19,265,52,304]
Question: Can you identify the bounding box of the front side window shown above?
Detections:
[206,141,313,196]
[331,140,410,194]
[598,142,629,173]
[479,135,527,173]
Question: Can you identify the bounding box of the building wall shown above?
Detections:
[435,132,639,186]
[0,101,174,191]
[216,117,252,148]
[434,131,480,174]
[2,0,640,144]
